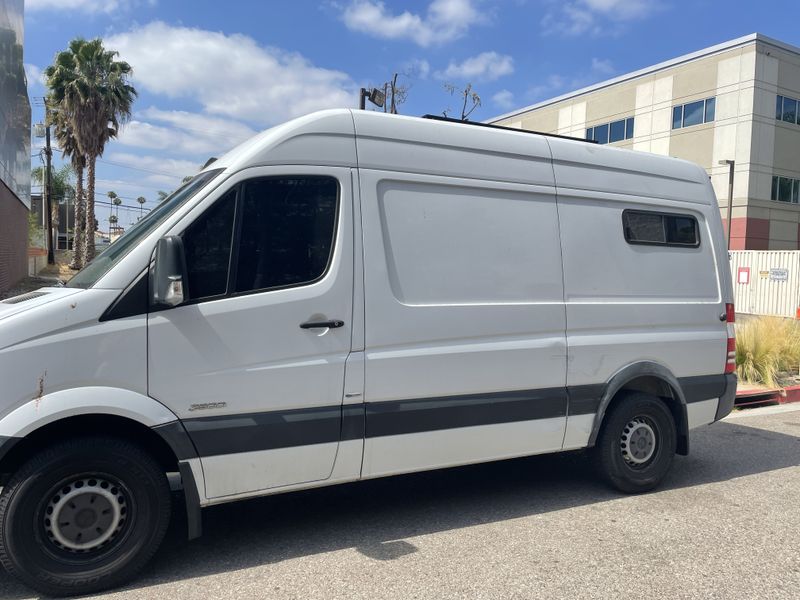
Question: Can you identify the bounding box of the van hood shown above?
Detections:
[0,287,82,322]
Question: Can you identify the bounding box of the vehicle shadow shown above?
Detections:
[1,418,797,598]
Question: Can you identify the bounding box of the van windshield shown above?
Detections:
[66,169,224,289]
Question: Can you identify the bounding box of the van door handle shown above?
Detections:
[300,320,345,329]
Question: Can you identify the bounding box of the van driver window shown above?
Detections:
[234,176,338,294]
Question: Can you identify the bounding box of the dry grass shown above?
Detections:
[735,316,800,387]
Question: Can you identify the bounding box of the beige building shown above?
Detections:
[490,33,800,250]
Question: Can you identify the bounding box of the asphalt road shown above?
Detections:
[2,404,799,599]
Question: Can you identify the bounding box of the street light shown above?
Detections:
[718,159,735,249]
[359,87,386,110]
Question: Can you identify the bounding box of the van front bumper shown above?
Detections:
[714,374,738,422]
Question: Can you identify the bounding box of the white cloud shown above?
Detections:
[492,89,515,110]
[104,152,202,179]
[436,51,514,82]
[115,108,256,156]
[591,57,614,75]
[527,74,568,101]
[582,0,656,19]
[24,63,45,91]
[340,0,484,47]
[26,0,155,13]
[105,22,355,126]
[526,57,614,101]
[403,58,431,79]
[542,0,660,36]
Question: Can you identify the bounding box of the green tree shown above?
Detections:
[107,190,120,225]
[31,163,76,254]
[44,38,137,263]
[31,164,75,209]
[49,109,86,269]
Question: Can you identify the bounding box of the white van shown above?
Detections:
[0,110,736,595]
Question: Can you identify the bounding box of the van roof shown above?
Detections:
[205,109,711,204]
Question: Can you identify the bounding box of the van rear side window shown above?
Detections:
[622,210,700,247]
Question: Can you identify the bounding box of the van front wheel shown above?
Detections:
[593,393,676,493]
[0,436,171,597]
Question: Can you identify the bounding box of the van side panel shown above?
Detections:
[549,139,729,442]
[358,168,568,478]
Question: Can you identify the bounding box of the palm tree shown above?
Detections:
[107,190,119,225]
[48,108,86,269]
[136,196,146,218]
[44,38,137,263]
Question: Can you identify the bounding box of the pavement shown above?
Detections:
[1,404,799,599]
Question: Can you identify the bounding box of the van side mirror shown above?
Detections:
[151,236,188,308]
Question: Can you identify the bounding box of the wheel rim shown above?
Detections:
[43,476,130,554]
[620,416,658,468]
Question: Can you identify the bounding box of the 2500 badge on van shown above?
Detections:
[0,111,736,596]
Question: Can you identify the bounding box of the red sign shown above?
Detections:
[737,267,750,285]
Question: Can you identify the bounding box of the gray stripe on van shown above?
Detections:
[174,374,727,457]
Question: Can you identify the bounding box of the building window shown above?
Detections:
[671,97,716,129]
[776,95,800,125]
[586,116,634,144]
[622,210,700,247]
[771,175,800,204]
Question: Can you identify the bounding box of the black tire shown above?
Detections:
[0,436,171,597]
[593,392,677,493]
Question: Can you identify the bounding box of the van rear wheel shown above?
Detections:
[0,436,171,597]
[593,393,676,493]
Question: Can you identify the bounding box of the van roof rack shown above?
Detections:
[420,114,598,144]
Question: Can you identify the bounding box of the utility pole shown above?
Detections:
[43,106,55,265]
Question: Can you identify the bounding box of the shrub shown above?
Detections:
[735,317,800,387]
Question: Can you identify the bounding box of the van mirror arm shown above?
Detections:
[151,236,188,308]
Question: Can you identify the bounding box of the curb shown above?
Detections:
[735,384,800,407]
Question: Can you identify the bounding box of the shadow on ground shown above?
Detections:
[1,418,798,598]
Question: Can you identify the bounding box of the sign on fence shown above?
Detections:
[769,268,789,282]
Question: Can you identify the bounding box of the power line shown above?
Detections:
[97,158,191,178]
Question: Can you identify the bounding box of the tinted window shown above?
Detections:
[623,210,699,247]
[783,97,797,124]
[182,190,237,300]
[586,128,593,141]
[609,119,626,143]
[779,177,793,202]
[625,117,635,139]
[683,100,704,127]
[666,216,698,245]
[776,95,783,120]
[704,97,716,123]
[624,212,665,243]
[594,123,609,144]
[772,176,779,201]
[234,176,338,293]
[672,106,682,130]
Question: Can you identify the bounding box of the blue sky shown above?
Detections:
[23,0,800,226]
